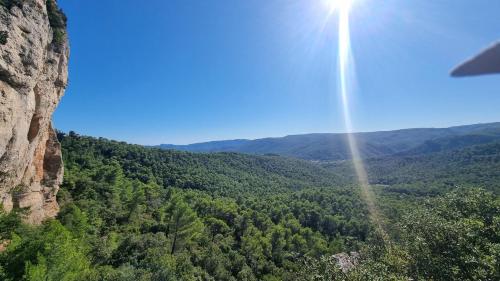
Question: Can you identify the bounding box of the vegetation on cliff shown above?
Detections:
[45,0,67,47]
[0,0,67,47]
[0,0,23,10]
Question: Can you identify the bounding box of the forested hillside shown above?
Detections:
[327,141,500,195]
[1,132,498,280]
[0,133,371,280]
[0,0,497,280]
[160,122,500,161]
[62,132,345,197]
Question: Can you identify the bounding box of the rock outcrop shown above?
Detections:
[333,252,359,273]
[0,0,68,224]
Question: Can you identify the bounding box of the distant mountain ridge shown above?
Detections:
[158,122,500,161]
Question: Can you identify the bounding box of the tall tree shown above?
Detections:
[166,195,203,255]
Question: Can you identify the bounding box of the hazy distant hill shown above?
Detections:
[158,122,500,161]
[159,139,251,153]
[399,134,500,156]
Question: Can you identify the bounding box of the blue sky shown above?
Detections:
[54,0,500,145]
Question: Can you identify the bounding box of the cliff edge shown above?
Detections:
[0,0,69,224]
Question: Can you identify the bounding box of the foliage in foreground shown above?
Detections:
[293,188,500,281]
[1,188,497,280]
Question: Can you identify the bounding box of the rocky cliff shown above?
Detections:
[0,0,68,224]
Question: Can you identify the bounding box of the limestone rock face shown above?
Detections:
[0,0,68,224]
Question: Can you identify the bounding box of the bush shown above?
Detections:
[0,220,92,281]
[294,188,500,280]
[46,0,67,30]
[0,0,23,10]
[0,31,7,45]
[52,29,66,46]
[46,0,67,49]
[401,188,500,280]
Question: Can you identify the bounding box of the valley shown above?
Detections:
[3,128,498,280]
[0,1,499,280]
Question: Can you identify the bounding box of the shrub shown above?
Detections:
[46,0,67,30]
[46,0,67,49]
[52,29,66,46]
[0,0,23,10]
[0,31,7,45]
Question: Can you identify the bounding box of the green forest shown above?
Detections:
[1,1,499,280]
[332,142,500,192]
[1,133,498,280]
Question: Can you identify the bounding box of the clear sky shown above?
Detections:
[54,0,500,145]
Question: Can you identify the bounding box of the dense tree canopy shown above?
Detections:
[0,132,498,280]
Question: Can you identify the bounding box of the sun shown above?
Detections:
[324,0,354,13]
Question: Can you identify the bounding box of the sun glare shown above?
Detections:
[325,0,354,14]
[324,0,388,240]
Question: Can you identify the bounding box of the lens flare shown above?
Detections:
[325,0,354,14]
[333,1,387,238]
